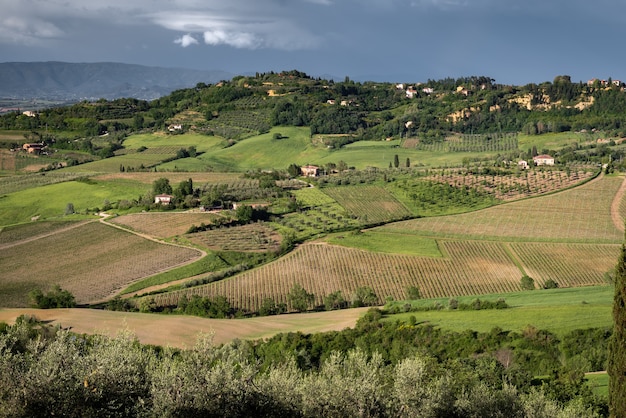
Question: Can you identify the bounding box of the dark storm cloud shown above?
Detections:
[0,0,625,83]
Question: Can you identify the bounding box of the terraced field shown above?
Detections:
[144,174,625,312]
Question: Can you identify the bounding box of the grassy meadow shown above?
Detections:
[383,285,613,337]
[0,178,149,226]
[123,132,226,153]
[326,231,443,257]
[516,131,598,152]
[149,127,498,172]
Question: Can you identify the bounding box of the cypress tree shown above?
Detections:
[609,244,626,417]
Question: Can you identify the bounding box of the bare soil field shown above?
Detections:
[0,307,368,348]
[0,222,202,307]
[111,212,224,238]
[0,149,16,171]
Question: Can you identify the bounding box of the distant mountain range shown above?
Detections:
[0,62,235,101]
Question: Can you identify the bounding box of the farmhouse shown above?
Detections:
[167,124,183,132]
[22,143,44,154]
[533,154,555,166]
[232,202,269,210]
[518,160,529,170]
[154,194,174,205]
[301,165,320,177]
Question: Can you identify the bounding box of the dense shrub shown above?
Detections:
[0,319,606,417]
[28,285,76,308]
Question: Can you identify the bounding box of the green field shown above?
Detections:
[326,231,443,257]
[383,285,613,337]
[586,372,609,399]
[323,185,412,223]
[120,253,229,295]
[517,131,598,151]
[66,152,176,172]
[0,178,149,226]
[149,127,502,172]
[123,132,226,153]
[196,127,327,170]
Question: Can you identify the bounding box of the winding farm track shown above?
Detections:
[610,174,626,232]
[98,213,206,259]
[89,214,207,302]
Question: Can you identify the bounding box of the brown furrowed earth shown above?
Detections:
[0,307,369,348]
[110,212,225,238]
[0,222,202,307]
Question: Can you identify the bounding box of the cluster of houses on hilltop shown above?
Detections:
[587,78,623,88]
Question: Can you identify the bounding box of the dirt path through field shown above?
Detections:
[610,175,626,232]
[88,214,207,302]
[0,219,95,250]
[0,307,369,348]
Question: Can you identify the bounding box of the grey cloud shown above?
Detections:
[0,0,323,50]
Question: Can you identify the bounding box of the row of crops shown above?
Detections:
[146,239,617,313]
[205,109,272,139]
[189,223,281,252]
[425,167,597,200]
[413,133,519,152]
[138,173,624,312]
[0,171,100,195]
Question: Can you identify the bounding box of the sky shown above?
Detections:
[1,0,626,85]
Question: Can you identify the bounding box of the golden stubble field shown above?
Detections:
[0,307,369,348]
